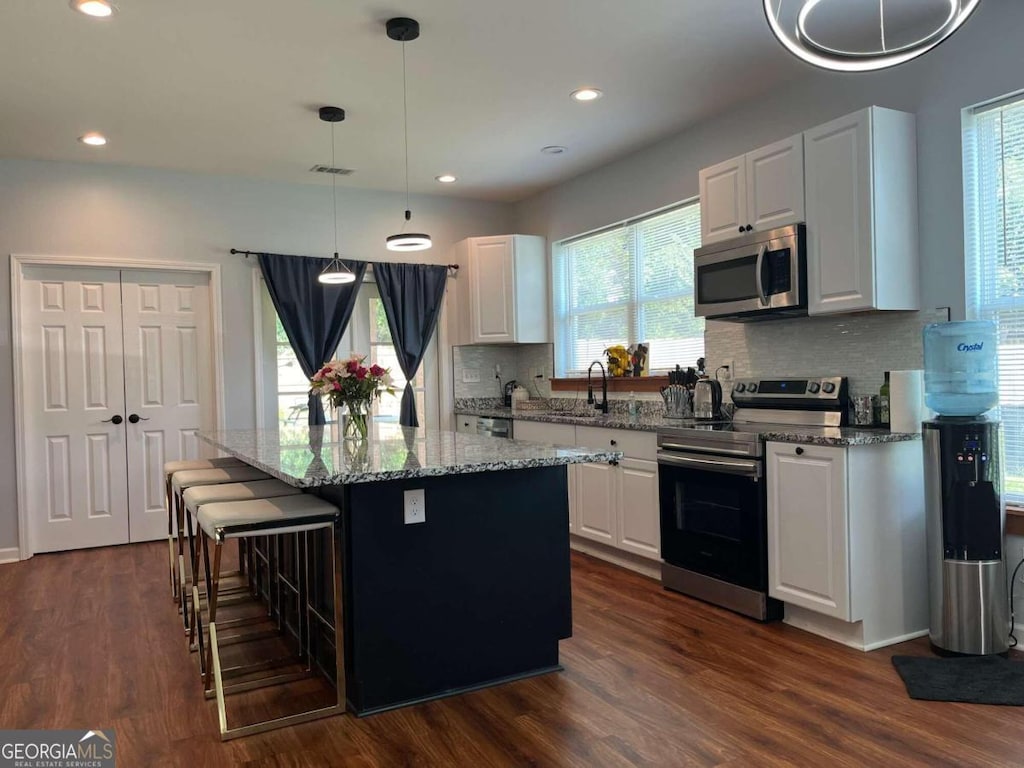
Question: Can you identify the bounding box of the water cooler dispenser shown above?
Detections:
[923,321,1008,655]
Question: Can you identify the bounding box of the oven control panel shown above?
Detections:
[733,376,843,399]
[731,376,847,406]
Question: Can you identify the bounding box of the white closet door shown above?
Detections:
[121,271,214,542]
[21,266,130,553]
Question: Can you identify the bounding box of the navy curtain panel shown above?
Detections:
[258,253,367,426]
[373,263,448,427]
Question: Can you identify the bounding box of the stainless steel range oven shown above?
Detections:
[658,428,782,621]
[657,376,848,621]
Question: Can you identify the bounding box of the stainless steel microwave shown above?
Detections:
[693,223,807,321]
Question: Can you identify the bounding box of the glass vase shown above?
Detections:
[342,400,371,442]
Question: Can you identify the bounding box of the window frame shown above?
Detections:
[963,90,1024,506]
[255,270,438,431]
[552,198,704,377]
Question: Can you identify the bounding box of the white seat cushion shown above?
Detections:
[164,457,244,477]
[183,479,301,515]
[198,494,339,540]
[171,466,271,494]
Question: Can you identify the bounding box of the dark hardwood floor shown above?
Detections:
[2,542,1023,767]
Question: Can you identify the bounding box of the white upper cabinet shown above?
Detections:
[699,133,805,246]
[746,135,806,233]
[699,155,747,245]
[463,235,549,345]
[804,106,919,315]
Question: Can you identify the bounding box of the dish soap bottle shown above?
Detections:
[628,392,638,421]
[878,372,891,428]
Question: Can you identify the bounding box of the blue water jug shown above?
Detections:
[923,321,998,416]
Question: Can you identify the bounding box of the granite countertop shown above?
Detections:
[456,405,675,433]
[455,406,921,446]
[199,425,622,488]
[755,426,921,447]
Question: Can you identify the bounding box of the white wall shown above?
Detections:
[514,0,1023,320]
[0,158,512,551]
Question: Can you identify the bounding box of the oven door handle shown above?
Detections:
[755,243,768,306]
[658,441,757,457]
[657,451,761,479]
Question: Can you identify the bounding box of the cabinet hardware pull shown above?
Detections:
[610,439,617,446]
[738,226,744,233]
[795,447,804,455]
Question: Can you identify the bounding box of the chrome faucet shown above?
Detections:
[587,361,609,414]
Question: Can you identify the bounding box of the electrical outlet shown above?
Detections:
[462,368,481,383]
[404,489,426,525]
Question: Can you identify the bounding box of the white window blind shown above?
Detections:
[552,200,705,376]
[964,93,1024,504]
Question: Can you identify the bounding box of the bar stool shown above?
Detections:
[183,479,302,657]
[171,465,273,633]
[165,457,246,602]
[195,494,345,740]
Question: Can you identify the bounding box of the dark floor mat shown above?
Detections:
[892,655,1024,705]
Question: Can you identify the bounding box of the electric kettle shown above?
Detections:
[693,379,723,420]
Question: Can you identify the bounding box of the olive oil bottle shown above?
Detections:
[878,372,891,428]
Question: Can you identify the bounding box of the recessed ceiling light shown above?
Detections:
[70,0,116,18]
[541,146,567,155]
[571,88,603,102]
[78,132,108,146]
[435,174,458,184]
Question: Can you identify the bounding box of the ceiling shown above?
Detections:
[0,0,810,202]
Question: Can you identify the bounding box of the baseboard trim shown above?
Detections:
[862,629,930,652]
[0,547,21,565]
[569,537,660,580]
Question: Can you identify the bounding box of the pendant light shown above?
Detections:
[317,106,357,284]
[385,17,432,252]
[763,0,980,73]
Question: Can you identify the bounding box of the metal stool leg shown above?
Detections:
[167,474,178,603]
[208,519,346,741]
[203,537,224,691]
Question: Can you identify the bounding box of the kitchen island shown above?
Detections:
[199,424,620,715]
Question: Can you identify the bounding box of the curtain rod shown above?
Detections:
[230,248,459,273]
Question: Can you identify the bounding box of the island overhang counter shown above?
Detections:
[199,424,621,715]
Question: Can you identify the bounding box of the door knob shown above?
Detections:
[128,413,150,424]
[102,414,123,425]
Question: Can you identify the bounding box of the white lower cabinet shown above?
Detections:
[616,458,661,558]
[767,442,849,619]
[575,461,617,544]
[509,419,661,561]
[766,439,928,650]
[566,424,661,560]
[455,415,479,434]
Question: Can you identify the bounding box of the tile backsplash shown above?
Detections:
[705,308,950,395]
[453,344,554,400]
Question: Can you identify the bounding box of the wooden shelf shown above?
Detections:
[550,375,669,393]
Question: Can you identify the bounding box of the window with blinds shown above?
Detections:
[552,200,705,376]
[964,93,1024,504]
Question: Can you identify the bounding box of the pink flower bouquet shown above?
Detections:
[310,355,396,439]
